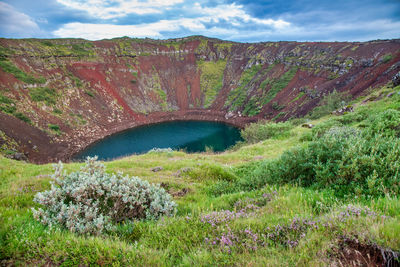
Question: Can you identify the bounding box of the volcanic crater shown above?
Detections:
[0,36,399,163]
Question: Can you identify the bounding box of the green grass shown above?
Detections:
[85,90,95,97]
[0,94,16,114]
[53,108,62,114]
[1,85,400,265]
[29,87,57,106]
[226,64,263,112]
[225,63,294,116]
[381,53,393,63]
[242,96,261,116]
[261,67,298,105]
[38,41,95,57]
[14,112,31,124]
[0,60,46,84]
[197,59,227,108]
[48,123,61,135]
[0,94,31,123]
[290,91,305,103]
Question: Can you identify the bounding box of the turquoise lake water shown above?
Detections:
[73,121,242,161]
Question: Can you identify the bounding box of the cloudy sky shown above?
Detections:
[0,0,399,42]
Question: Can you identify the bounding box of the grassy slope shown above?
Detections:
[1,86,400,266]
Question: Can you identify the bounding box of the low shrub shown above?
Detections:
[32,157,176,235]
[365,109,400,137]
[310,119,343,138]
[241,121,293,144]
[245,126,400,198]
[334,108,369,125]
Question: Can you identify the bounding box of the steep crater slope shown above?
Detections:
[0,36,399,163]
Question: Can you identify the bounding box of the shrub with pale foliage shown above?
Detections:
[32,157,176,235]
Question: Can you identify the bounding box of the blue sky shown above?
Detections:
[0,0,399,42]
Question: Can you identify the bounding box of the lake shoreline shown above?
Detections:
[24,109,257,164]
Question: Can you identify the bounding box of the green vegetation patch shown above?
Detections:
[71,43,94,56]
[308,90,351,119]
[85,90,95,97]
[48,123,61,135]
[197,59,227,108]
[234,125,400,198]
[242,96,261,116]
[290,91,305,103]
[241,121,293,144]
[0,46,14,60]
[53,108,62,115]
[214,92,400,199]
[226,64,263,112]
[0,59,46,84]
[153,74,167,109]
[0,94,16,114]
[272,111,286,121]
[39,40,95,57]
[142,70,168,110]
[260,66,298,106]
[14,112,31,124]
[0,130,19,153]
[118,40,138,56]
[381,53,393,64]
[70,75,83,88]
[271,101,285,111]
[0,94,31,124]
[69,112,87,126]
[226,63,277,116]
[195,39,208,53]
[29,87,57,105]
[164,41,181,50]
[214,42,233,53]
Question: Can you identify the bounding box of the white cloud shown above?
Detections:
[53,21,180,39]
[56,0,184,19]
[0,2,40,37]
[53,2,291,40]
[228,18,400,42]
[191,3,290,29]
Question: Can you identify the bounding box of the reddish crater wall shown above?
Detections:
[0,37,399,163]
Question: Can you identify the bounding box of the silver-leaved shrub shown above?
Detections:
[32,157,176,235]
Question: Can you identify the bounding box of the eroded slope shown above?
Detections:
[0,36,399,162]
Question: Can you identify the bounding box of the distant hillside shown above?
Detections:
[0,36,399,162]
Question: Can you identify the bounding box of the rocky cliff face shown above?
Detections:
[0,36,399,162]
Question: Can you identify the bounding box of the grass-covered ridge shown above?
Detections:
[1,85,400,266]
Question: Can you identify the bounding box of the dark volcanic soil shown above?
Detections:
[331,237,400,267]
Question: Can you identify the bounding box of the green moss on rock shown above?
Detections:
[197,59,227,108]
